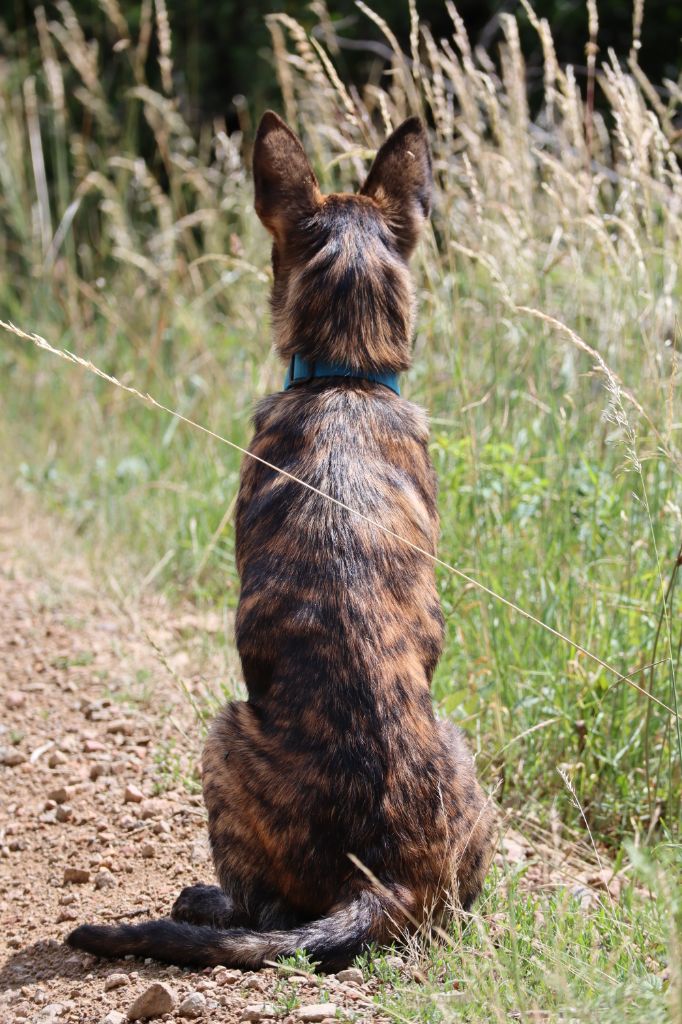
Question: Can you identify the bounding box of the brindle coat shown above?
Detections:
[68,112,494,971]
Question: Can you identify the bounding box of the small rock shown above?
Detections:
[340,986,362,1000]
[0,748,27,767]
[107,720,134,736]
[140,843,154,859]
[104,973,130,991]
[139,799,168,820]
[127,981,175,1020]
[383,955,404,971]
[296,1006,337,1022]
[84,739,106,753]
[35,1004,64,1022]
[56,909,78,923]
[49,786,70,804]
[63,867,90,884]
[178,991,206,1018]
[190,841,210,863]
[94,869,116,890]
[124,784,144,804]
[194,980,215,992]
[48,751,68,768]
[243,976,265,991]
[213,969,243,985]
[101,1012,126,1024]
[5,690,26,709]
[336,967,363,985]
[56,804,74,823]
[241,1004,277,1021]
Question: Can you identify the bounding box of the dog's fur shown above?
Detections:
[67,112,494,971]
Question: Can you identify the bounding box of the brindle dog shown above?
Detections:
[68,112,494,971]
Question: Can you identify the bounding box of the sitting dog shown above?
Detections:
[68,111,494,970]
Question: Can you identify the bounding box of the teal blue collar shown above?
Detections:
[284,353,400,396]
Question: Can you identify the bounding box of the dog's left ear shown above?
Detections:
[253,111,320,239]
[361,117,432,258]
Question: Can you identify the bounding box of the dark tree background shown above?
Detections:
[4,1,681,126]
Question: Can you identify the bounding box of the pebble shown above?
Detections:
[140,842,155,859]
[241,1004,277,1021]
[5,689,26,709]
[107,719,134,735]
[48,750,68,768]
[126,982,175,1020]
[336,967,363,985]
[194,980,215,992]
[94,869,117,890]
[296,1005,338,1022]
[0,748,27,767]
[84,739,107,753]
[101,1012,126,1024]
[56,909,78,923]
[35,1004,65,1022]
[139,799,168,820]
[213,968,242,986]
[63,867,90,884]
[56,804,74,823]
[124,784,144,804]
[49,786,70,804]
[104,973,130,991]
[178,990,206,1018]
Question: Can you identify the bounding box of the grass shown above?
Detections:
[0,1,680,1020]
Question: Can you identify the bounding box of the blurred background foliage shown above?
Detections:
[4,0,681,128]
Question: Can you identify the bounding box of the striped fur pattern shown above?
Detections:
[67,111,494,971]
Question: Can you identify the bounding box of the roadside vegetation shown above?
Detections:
[0,2,680,1020]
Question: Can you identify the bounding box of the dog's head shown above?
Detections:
[252,112,432,374]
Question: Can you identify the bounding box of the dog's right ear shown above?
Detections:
[253,111,320,238]
[360,117,432,258]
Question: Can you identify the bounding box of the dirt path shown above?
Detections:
[0,500,389,1024]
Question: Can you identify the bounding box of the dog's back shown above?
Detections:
[68,113,494,971]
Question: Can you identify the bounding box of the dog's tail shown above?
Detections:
[67,888,397,972]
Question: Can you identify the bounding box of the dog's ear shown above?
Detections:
[360,117,432,257]
[253,111,320,238]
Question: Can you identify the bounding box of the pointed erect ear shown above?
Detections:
[360,117,432,257]
[253,111,320,237]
